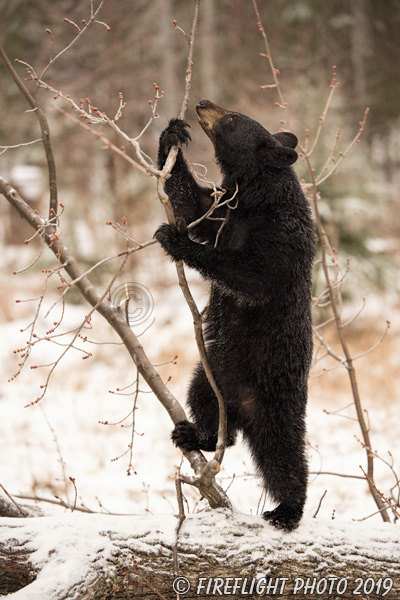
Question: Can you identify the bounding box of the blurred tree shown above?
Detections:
[0,0,398,266]
[1,0,398,163]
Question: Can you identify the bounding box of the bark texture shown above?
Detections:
[0,510,399,600]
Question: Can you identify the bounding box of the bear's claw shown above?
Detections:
[159,119,191,157]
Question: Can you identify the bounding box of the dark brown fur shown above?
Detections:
[155,100,316,530]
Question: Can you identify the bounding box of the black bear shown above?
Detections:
[155,99,316,531]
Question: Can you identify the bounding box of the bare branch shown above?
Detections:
[39,0,106,82]
[252,8,390,522]
[155,0,229,488]
[305,158,390,522]
[177,0,200,120]
[313,327,346,364]
[1,0,231,510]
[252,0,288,126]
[0,484,27,518]
[173,471,186,575]
[55,107,151,176]
[0,138,42,156]
[312,489,327,518]
[352,321,391,362]
[340,298,366,329]
[0,176,231,510]
[310,471,365,481]
[360,465,400,520]
[304,67,340,158]
[0,45,58,219]
[315,108,370,186]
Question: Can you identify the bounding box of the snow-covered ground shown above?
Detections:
[1,242,399,527]
[1,510,399,600]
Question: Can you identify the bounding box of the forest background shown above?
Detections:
[0,0,399,524]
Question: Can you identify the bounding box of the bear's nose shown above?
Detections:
[198,98,209,106]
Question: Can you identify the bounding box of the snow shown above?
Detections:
[0,243,399,597]
[0,512,175,599]
[0,510,399,599]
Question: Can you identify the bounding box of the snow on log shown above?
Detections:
[0,508,399,599]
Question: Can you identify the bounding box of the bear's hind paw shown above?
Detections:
[171,420,200,451]
[262,502,303,532]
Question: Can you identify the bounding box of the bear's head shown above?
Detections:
[196,99,298,177]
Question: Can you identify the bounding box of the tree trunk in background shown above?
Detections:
[351,0,369,110]
[200,0,217,104]
[159,0,178,115]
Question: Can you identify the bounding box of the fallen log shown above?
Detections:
[0,509,399,599]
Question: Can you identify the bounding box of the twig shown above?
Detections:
[376,452,400,507]
[157,0,229,485]
[360,465,400,519]
[252,6,390,523]
[9,271,51,382]
[173,472,186,575]
[12,249,44,275]
[0,44,58,219]
[40,407,70,505]
[352,321,391,362]
[13,493,97,514]
[39,0,106,82]
[355,505,397,522]
[18,65,160,177]
[307,159,390,522]
[177,0,200,120]
[310,471,365,481]
[55,106,151,176]
[108,375,141,476]
[133,84,165,141]
[252,0,288,126]
[315,127,341,181]
[340,298,366,328]
[0,0,229,515]
[315,108,370,185]
[313,326,346,364]
[187,184,238,233]
[0,483,27,518]
[305,66,339,158]
[313,490,327,518]
[44,237,156,314]
[0,176,231,511]
[26,248,130,407]
[69,477,78,512]
[0,138,43,156]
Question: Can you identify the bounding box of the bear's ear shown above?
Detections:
[271,145,298,167]
[259,141,298,168]
[273,131,298,149]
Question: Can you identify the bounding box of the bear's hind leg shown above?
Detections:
[243,402,308,531]
[171,363,237,452]
[262,501,305,532]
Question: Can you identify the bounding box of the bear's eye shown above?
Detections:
[227,114,237,124]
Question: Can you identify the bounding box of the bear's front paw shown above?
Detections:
[159,119,191,157]
[171,420,200,451]
[154,221,190,262]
